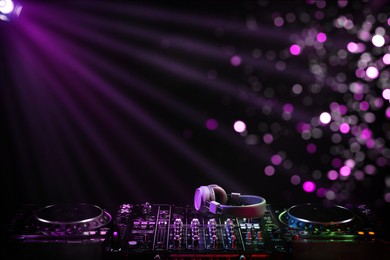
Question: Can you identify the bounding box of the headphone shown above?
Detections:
[194,184,266,218]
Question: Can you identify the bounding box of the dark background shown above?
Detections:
[1,0,390,237]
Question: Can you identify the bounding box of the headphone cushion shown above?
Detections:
[194,186,211,211]
[208,185,228,205]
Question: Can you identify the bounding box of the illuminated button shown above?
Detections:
[368,231,375,236]
[128,240,137,246]
[257,231,263,240]
[246,232,251,240]
[358,231,365,235]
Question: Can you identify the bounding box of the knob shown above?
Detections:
[230,234,237,249]
[174,234,181,248]
[174,218,183,228]
[225,218,233,227]
[191,218,200,228]
[211,234,218,248]
[142,202,152,214]
[208,218,216,228]
[192,234,199,249]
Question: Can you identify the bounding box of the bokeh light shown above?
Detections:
[372,35,385,47]
[233,120,246,133]
[319,112,331,124]
[289,44,301,56]
[366,66,380,79]
[303,181,316,193]
[205,118,218,130]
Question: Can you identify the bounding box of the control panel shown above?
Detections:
[103,203,287,259]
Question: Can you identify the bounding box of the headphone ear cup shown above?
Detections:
[208,185,228,205]
[194,185,212,212]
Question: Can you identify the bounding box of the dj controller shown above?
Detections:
[4,201,390,259]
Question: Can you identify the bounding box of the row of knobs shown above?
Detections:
[172,218,240,249]
[225,219,237,248]
[172,218,201,248]
[208,219,219,248]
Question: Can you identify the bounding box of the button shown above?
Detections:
[128,240,137,246]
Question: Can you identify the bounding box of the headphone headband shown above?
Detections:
[194,185,266,218]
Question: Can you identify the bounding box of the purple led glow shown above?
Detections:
[290,175,301,185]
[383,53,390,65]
[290,44,301,56]
[283,103,294,113]
[355,68,365,78]
[319,112,331,124]
[360,128,372,140]
[339,122,350,134]
[316,32,327,43]
[359,101,369,111]
[364,164,376,175]
[347,42,358,53]
[306,143,317,154]
[230,55,242,66]
[386,107,390,119]
[354,171,365,181]
[338,0,348,7]
[263,133,274,144]
[376,157,388,167]
[329,102,339,111]
[271,154,283,165]
[296,122,311,133]
[382,89,390,100]
[366,66,379,79]
[327,170,338,180]
[302,181,316,193]
[205,118,218,130]
[339,165,351,177]
[264,165,275,176]
[326,190,336,200]
[350,82,364,94]
[354,93,364,101]
[345,159,355,168]
[372,35,385,47]
[347,42,365,53]
[274,16,284,27]
[385,193,390,203]
[332,157,343,168]
[366,139,375,149]
[374,98,384,108]
[339,105,348,115]
[233,120,246,133]
[316,187,327,197]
